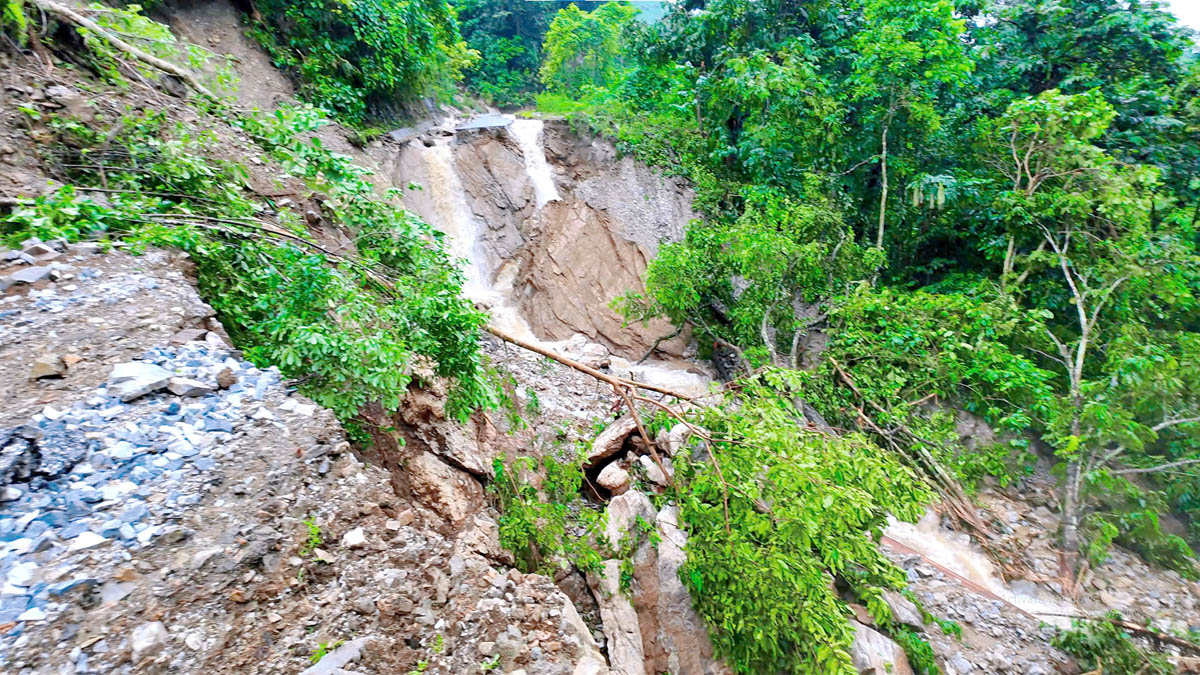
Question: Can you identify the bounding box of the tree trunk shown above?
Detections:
[876,114,890,250]
[1001,234,1015,292]
[1060,458,1081,578]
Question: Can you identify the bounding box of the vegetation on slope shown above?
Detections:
[526,0,1200,671]
[3,0,1200,672]
[249,0,476,123]
[1,3,496,431]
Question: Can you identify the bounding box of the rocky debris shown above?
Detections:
[28,354,66,380]
[106,360,175,401]
[851,621,914,675]
[0,339,283,628]
[586,417,637,469]
[596,463,630,495]
[0,242,601,674]
[43,85,94,123]
[130,620,168,662]
[637,506,727,675]
[167,376,216,397]
[1,247,222,429]
[561,334,611,370]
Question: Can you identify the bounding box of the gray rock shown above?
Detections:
[589,559,647,675]
[352,596,376,615]
[7,266,52,285]
[29,354,67,380]
[300,637,368,675]
[638,454,671,486]
[605,490,656,548]
[586,417,638,469]
[851,621,913,675]
[167,377,215,397]
[596,463,630,495]
[7,561,37,587]
[341,527,366,549]
[68,242,101,256]
[882,589,925,628]
[107,361,174,402]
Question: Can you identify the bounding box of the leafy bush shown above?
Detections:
[489,446,605,576]
[675,368,934,673]
[250,0,477,123]
[1053,613,1175,675]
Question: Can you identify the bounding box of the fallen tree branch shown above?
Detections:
[29,0,216,100]
[830,358,993,539]
[483,324,696,401]
[1036,612,1200,655]
[1111,458,1200,476]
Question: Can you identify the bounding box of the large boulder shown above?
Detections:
[850,622,914,675]
[605,490,655,549]
[589,559,647,675]
[586,417,637,469]
[599,493,731,675]
[405,451,485,525]
[645,506,728,675]
[396,387,497,476]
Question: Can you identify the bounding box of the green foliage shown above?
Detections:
[71,3,235,95]
[540,1,637,97]
[300,517,323,558]
[456,0,564,107]
[250,0,477,123]
[310,640,344,664]
[2,0,26,41]
[3,103,495,424]
[673,368,933,674]
[1052,613,1175,675]
[489,447,606,576]
[565,0,1200,582]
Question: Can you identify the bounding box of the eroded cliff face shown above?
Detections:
[371,118,696,360]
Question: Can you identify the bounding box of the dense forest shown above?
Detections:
[1,0,1198,672]
[458,1,1200,670]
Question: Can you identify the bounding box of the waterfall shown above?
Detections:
[421,139,540,342]
[414,116,712,395]
[424,142,488,294]
[509,119,561,209]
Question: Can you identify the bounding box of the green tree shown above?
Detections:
[251,0,477,123]
[990,89,1200,574]
[540,1,638,97]
[456,0,565,106]
[849,0,972,252]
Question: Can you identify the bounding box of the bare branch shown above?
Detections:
[1151,416,1200,432]
[29,0,217,100]
[1111,458,1200,476]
